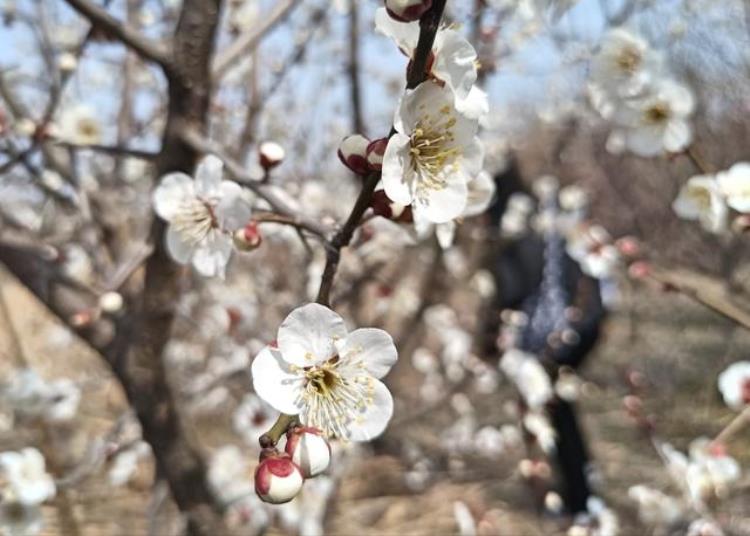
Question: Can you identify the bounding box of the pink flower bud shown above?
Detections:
[338,134,370,175]
[732,215,750,234]
[284,426,331,478]
[385,0,432,22]
[254,450,303,504]
[366,138,388,171]
[615,236,640,257]
[371,190,413,223]
[627,260,651,280]
[233,221,262,251]
[258,141,285,170]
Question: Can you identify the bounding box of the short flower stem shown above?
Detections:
[712,406,750,447]
[259,413,298,448]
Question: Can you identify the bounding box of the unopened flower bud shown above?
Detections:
[99,291,124,314]
[284,426,331,478]
[57,52,77,72]
[338,134,370,175]
[254,450,303,504]
[385,0,432,22]
[233,222,262,251]
[615,236,640,257]
[366,138,388,171]
[628,260,651,280]
[258,141,285,170]
[732,214,750,234]
[370,190,413,222]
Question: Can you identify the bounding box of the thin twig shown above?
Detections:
[181,128,331,239]
[212,0,299,79]
[63,0,171,67]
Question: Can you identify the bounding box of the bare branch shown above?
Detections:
[63,0,171,67]
[211,0,299,79]
[53,141,159,161]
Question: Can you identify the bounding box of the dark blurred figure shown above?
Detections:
[483,160,607,514]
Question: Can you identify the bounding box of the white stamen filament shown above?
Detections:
[172,198,219,245]
[295,349,375,440]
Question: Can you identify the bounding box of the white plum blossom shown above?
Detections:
[0,502,43,536]
[0,369,80,422]
[501,349,553,410]
[56,104,103,145]
[627,485,683,526]
[672,175,728,234]
[375,8,478,103]
[589,28,663,102]
[716,162,750,213]
[107,441,151,487]
[207,445,253,504]
[608,79,694,157]
[566,224,620,279]
[232,394,278,446]
[0,448,56,506]
[251,303,398,441]
[382,81,483,224]
[717,361,750,410]
[659,438,741,507]
[152,155,252,278]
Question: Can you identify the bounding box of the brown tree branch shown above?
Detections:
[63,0,171,67]
[211,0,299,79]
[348,0,364,134]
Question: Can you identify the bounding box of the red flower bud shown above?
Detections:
[258,141,285,170]
[234,221,262,251]
[385,0,432,22]
[366,138,388,171]
[254,450,303,504]
[338,134,370,175]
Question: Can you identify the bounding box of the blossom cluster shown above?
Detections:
[589,28,694,157]
[673,162,750,234]
[0,448,56,535]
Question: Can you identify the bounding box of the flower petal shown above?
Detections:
[340,328,398,379]
[195,155,224,197]
[191,232,233,278]
[165,225,196,264]
[414,171,468,223]
[433,29,477,100]
[277,303,348,367]
[215,181,251,231]
[347,379,394,442]
[435,221,456,249]
[251,346,304,415]
[382,133,415,205]
[374,7,418,55]
[153,173,194,220]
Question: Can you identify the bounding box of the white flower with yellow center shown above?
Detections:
[382,81,483,224]
[152,155,251,278]
[611,79,695,157]
[589,28,663,101]
[251,303,397,441]
[672,175,728,234]
[716,162,750,214]
[56,104,103,145]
